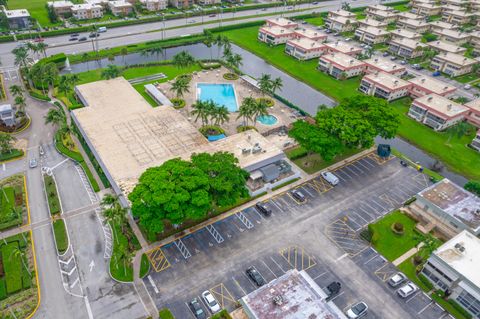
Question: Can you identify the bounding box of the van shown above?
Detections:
[97,26,107,33]
[321,171,339,186]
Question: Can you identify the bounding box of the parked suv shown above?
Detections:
[291,189,306,202]
[325,281,341,301]
[321,171,339,186]
[255,202,272,216]
[189,298,206,319]
[246,266,265,286]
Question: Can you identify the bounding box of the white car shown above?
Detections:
[321,171,339,186]
[464,84,472,90]
[388,272,406,287]
[397,282,418,298]
[346,302,368,319]
[201,290,220,313]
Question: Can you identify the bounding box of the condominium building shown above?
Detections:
[47,1,74,17]
[442,10,476,25]
[285,38,327,60]
[258,26,295,45]
[324,16,357,32]
[197,0,221,5]
[366,10,398,23]
[441,0,471,7]
[357,18,388,29]
[397,18,430,33]
[441,4,465,12]
[396,12,424,21]
[471,129,480,151]
[432,29,471,45]
[390,28,422,40]
[293,28,327,42]
[408,76,457,98]
[389,38,426,58]
[364,57,406,76]
[431,52,477,76]
[354,26,390,44]
[139,0,168,11]
[71,3,103,20]
[411,3,442,16]
[324,41,363,56]
[469,31,480,55]
[427,40,467,54]
[421,231,480,318]
[108,1,133,16]
[318,53,365,79]
[3,8,31,29]
[465,99,480,127]
[359,72,411,101]
[327,9,356,19]
[428,20,459,32]
[265,17,298,29]
[408,93,469,130]
[169,0,193,9]
[365,4,394,12]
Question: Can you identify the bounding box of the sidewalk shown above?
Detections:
[392,242,424,266]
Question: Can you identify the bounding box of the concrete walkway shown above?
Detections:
[392,242,425,266]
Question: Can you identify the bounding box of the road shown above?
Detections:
[0,0,391,67]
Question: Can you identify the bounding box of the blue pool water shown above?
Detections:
[257,115,278,125]
[197,83,238,112]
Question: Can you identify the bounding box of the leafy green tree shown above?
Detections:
[129,158,212,233]
[101,64,121,80]
[191,152,249,207]
[0,132,15,154]
[464,180,480,196]
[9,85,23,97]
[288,121,343,161]
[446,122,472,144]
[0,11,8,30]
[172,51,195,69]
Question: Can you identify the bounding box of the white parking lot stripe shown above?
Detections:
[418,301,434,314]
[270,256,287,274]
[355,159,372,170]
[406,291,421,303]
[336,169,353,180]
[262,260,277,279]
[300,186,315,197]
[344,165,360,177]
[232,277,247,296]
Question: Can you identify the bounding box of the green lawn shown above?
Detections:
[391,98,480,180]
[0,187,22,230]
[0,149,24,162]
[1,242,23,295]
[454,73,479,84]
[109,221,141,282]
[139,254,150,278]
[159,308,175,319]
[304,16,324,26]
[53,219,68,254]
[397,257,433,292]
[43,175,61,215]
[393,4,410,11]
[8,0,62,27]
[369,210,422,261]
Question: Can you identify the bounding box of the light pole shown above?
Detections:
[162,14,166,40]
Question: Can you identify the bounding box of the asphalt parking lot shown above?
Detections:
[143,153,445,319]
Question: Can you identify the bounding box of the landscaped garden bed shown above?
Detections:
[43,175,61,215]
[52,219,69,254]
[223,72,239,80]
[109,221,141,282]
[0,175,26,230]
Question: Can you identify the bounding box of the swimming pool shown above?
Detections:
[257,114,278,126]
[197,83,238,112]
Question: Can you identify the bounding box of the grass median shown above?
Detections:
[43,175,61,215]
[53,219,69,254]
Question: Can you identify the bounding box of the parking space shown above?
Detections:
[146,247,170,273]
[325,219,369,256]
[279,245,317,271]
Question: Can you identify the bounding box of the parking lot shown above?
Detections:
[143,153,446,319]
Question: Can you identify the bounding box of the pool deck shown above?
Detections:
[156,66,298,137]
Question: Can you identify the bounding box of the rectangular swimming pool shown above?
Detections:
[196,83,238,112]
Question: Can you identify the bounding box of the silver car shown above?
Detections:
[29,158,38,168]
[397,282,418,298]
[388,272,407,287]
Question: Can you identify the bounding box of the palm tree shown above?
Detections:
[69,74,79,87]
[120,47,128,66]
[101,194,119,208]
[237,97,256,127]
[341,2,351,11]
[101,65,121,80]
[12,47,29,70]
[115,244,134,277]
[172,51,195,69]
[212,105,229,126]
[191,100,210,125]
[9,246,30,276]
[37,42,48,58]
[252,99,269,127]
[44,63,59,90]
[44,108,66,129]
[203,31,214,61]
[14,95,26,114]
[170,76,190,98]
[81,53,90,71]
[9,85,24,97]
[258,74,273,96]
[149,46,164,61]
[271,77,283,95]
[226,53,242,69]
[214,34,224,59]
[221,36,231,52]
[26,42,39,58]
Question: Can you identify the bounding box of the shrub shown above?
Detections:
[418,274,434,291]
[159,308,175,319]
[464,180,480,196]
[53,219,69,254]
[0,279,6,300]
[223,72,239,80]
[170,98,185,109]
[28,91,51,101]
[448,299,473,319]
[403,197,416,206]
[286,146,308,160]
[413,255,424,266]
[199,61,221,69]
[236,126,257,133]
[140,254,150,278]
[392,222,404,234]
[199,125,225,137]
[257,97,274,107]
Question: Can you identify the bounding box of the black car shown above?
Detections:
[69,37,78,41]
[246,266,265,286]
[325,281,342,301]
[189,298,206,319]
[89,32,99,38]
[255,202,271,216]
[291,189,306,202]
[78,37,87,42]
[70,33,79,37]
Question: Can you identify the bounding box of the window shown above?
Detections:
[457,290,480,317]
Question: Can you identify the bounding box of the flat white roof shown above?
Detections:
[368,10,397,18]
[434,52,477,66]
[445,9,475,17]
[397,12,424,20]
[367,4,393,11]
[364,57,405,73]
[357,26,389,36]
[294,27,327,39]
[241,269,347,319]
[413,2,441,8]
[324,41,362,54]
[4,9,30,18]
[389,37,426,50]
[358,18,388,28]
[390,29,422,39]
[260,26,294,36]
[108,0,133,7]
[48,1,74,7]
[408,76,456,95]
[320,52,364,68]
[398,18,429,27]
[326,15,356,25]
[465,99,480,113]
[328,9,356,18]
[433,29,471,40]
[427,40,466,54]
[363,71,410,90]
[266,17,297,27]
[287,38,325,50]
[434,231,480,288]
[413,93,468,118]
[72,3,102,10]
[429,20,458,30]
[73,77,283,195]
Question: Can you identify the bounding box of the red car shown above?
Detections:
[34,38,44,42]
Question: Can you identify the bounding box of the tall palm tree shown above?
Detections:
[172,51,195,69]
[115,243,134,277]
[120,47,128,66]
[26,42,39,58]
[12,47,29,70]
[212,105,229,126]
[81,53,90,71]
[149,46,164,61]
[170,76,190,98]
[203,32,214,61]
[101,65,121,80]
[101,194,119,209]
[237,97,256,127]
[69,74,80,87]
[191,100,210,126]
[252,99,269,127]
[37,42,48,58]
[226,53,242,69]
[9,85,24,97]
[271,77,283,95]
[44,108,66,129]
[14,95,26,114]
[258,74,273,96]
[214,34,224,59]
[221,36,231,52]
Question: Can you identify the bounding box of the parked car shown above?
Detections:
[69,37,78,41]
[400,60,407,65]
[390,56,397,60]
[39,145,45,156]
[246,266,265,286]
[255,202,272,216]
[464,84,472,90]
[291,189,306,202]
[382,52,390,57]
[321,171,339,186]
[397,282,418,298]
[70,33,79,37]
[78,37,87,42]
[346,302,368,319]
[97,26,107,33]
[29,158,38,168]
[432,71,441,77]
[325,281,341,301]
[412,64,422,70]
[209,14,216,17]
[388,272,406,287]
[201,290,220,313]
[345,38,351,42]
[189,298,206,319]
[89,32,98,38]
[34,37,44,42]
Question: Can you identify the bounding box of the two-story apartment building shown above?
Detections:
[469,31,480,55]
[442,10,476,25]
[285,38,327,60]
[408,76,457,98]
[396,12,424,21]
[390,28,423,40]
[47,1,74,17]
[265,17,298,29]
[294,28,327,42]
[258,26,295,45]
[363,57,406,76]
[432,29,471,45]
[408,93,469,130]
[359,72,411,101]
[324,16,357,32]
[471,129,480,151]
[428,20,458,32]
[465,99,480,127]
[318,53,365,79]
[427,40,467,54]
[365,4,394,13]
[327,9,356,19]
[139,0,168,11]
[324,41,363,56]
[441,0,471,8]
[411,3,442,16]
[108,1,133,16]
[3,8,31,29]
[71,3,103,20]
[366,10,398,23]
[397,18,430,33]
[389,38,426,58]
[431,52,477,76]
[354,26,390,44]
[357,18,388,29]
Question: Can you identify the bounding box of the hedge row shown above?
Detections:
[287,146,309,160]
[28,91,51,101]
